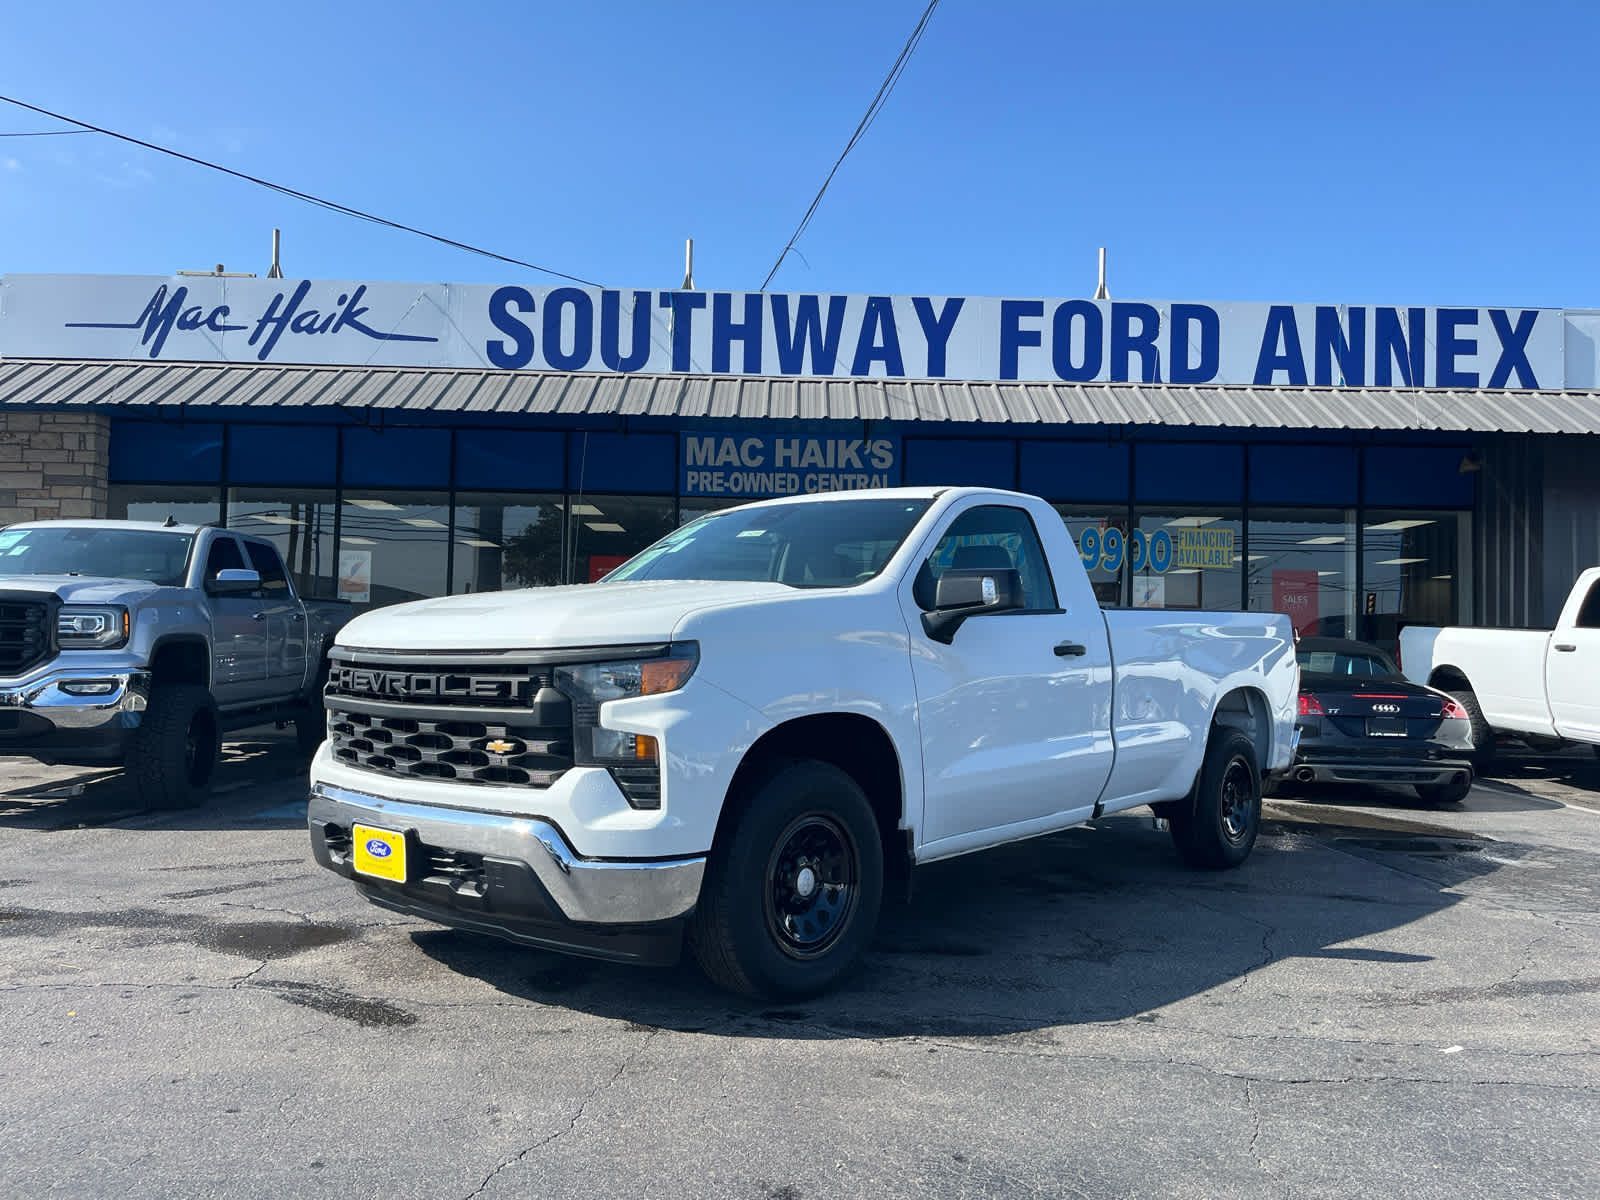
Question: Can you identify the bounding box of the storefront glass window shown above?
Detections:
[1361,511,1464,652]
[1246,509,1358,638]
[677,498,747,527]
[569,495,677,582]
[107,485,220,526]
[336,492,450,610]
[452,494,564,593]
[227,488,338,598]
[1132,510,1243,610]
[1054,508,1131,605]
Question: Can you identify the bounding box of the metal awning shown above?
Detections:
[3,357,1599,435]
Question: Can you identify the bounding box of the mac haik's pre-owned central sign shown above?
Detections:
[4,274,1597,388]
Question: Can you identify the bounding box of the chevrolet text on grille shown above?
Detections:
[328,667,519,701]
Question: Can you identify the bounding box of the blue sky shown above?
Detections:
[2,0,1596,307]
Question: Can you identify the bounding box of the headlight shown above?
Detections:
[57,606,130,649]
[556,643,697,809]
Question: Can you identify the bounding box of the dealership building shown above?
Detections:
[1,273,1597,650]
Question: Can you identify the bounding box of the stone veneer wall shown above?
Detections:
[0,411,111,525]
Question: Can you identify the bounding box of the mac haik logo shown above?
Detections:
[65,280,440,361]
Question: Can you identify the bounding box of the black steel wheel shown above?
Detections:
[1169,729,1261,870]
[689,759,883,999]
[763,814,860,960]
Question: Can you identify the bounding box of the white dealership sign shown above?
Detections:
[3,274,1597,388]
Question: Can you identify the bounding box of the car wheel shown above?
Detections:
[127,684,219,810]
[1169,730,1261,870]
[1416,774,1473,806]
[1449,689,1494,768]
[294,707,326,756]
[688,760,883,999]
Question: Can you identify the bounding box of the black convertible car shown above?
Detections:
[1285,637,1476,806]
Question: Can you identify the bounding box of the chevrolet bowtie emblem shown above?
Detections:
[484,739,517,755]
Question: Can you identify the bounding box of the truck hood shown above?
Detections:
[0,575,161,605]
[337,579,797,652]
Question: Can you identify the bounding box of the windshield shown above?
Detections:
[0,527,194,586]
[604,498,932,588]
[1296,645,1400,680]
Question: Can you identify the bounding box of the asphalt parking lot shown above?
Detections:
[1,740,1597,1200]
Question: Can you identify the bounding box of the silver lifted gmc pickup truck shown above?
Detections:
[0,520,350,806]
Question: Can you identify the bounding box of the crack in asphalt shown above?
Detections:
[1242,1078,1271,1176]
[458,1025,660,1200]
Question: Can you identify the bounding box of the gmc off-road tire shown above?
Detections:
[1169,730,1261,870]
[126,684,220,810]
[1449,688,1495,768]
[688,760,883,1000]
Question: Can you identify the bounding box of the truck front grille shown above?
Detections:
[325,655,573,789]
[0,599,51,677]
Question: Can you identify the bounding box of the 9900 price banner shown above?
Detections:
[1077,527,1173,575]
[1076,527,1234,575]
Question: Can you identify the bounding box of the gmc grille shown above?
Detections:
[325,657,573,789]
[0,599,52,677]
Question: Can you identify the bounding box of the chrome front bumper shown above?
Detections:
[0,667,149,729]
[307,782,706,928]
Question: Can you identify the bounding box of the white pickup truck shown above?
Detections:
[307,487,1298,997]
[1401,567,1600,758]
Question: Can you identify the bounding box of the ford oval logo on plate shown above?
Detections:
[365,838,392,858]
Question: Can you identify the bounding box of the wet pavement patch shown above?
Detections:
[262,981,416,1028]
[0,906,354,959]
[1335,837,1486,856]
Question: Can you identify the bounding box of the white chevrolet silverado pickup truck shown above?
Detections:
[1401,567,1600,759]
[308,487,1298,997]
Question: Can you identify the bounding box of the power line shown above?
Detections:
[0,129,92,138]
[758,0,941,291]
[0,94,602,287]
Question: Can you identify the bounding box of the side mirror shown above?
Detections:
[209,567,262,596]
[921,567,1023,644]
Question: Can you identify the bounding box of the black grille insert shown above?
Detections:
[330,708,573,786]
[0,598,52,676]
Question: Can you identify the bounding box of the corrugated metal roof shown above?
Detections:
[2,357,1599,435]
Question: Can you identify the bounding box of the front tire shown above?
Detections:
[1169,730,1261,870]
[127,684,219,810]
[688,760,883,999]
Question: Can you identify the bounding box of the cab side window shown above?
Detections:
[1577,580,1600,629]
[917,505,1059,612]
[205,536,246,580]
[244,542,291,597]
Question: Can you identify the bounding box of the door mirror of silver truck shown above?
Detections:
[921,567,1024,644]
[208,567,262,596]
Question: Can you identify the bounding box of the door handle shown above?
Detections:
[251,612,267,621]
[1054,641,1088,657]
[290,613,305,623]
[1554,643,1577,652]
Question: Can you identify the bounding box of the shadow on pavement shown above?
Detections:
[410,809,1501,1040]
[1275,780,1564,816]
[1481,746,1600,796]
[0,734,310,832]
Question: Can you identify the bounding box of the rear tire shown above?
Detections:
[127,684,219,810]
[294,706,326,756]
[688,760,883,999]
[1169,730,1261,870]
[1416,774,1473,806]
[1449,689,1494,769]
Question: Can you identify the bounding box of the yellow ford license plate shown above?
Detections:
[351,824,407,883]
